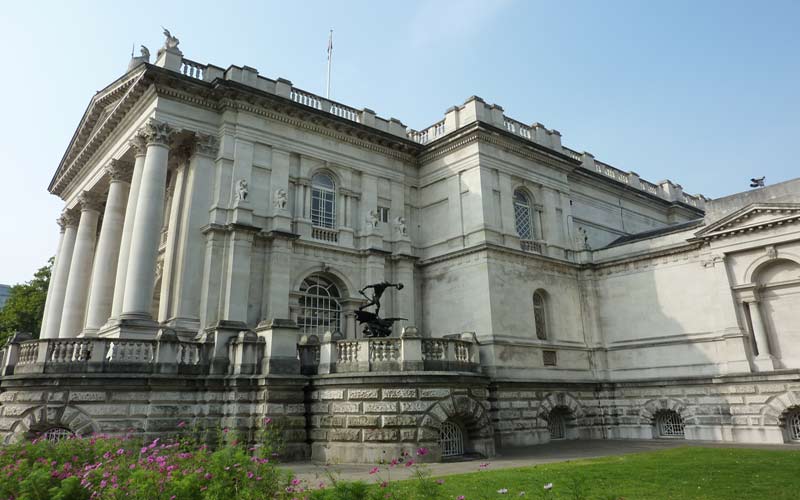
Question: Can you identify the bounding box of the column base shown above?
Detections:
[196,320,248,374]
[161,316,202,341]
[78,328,100,338]
[98,314,160,340]
[753,355,777,372]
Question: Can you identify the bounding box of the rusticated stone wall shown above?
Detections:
[307,373,495,463]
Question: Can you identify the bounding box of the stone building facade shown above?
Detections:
[2,34,799,461]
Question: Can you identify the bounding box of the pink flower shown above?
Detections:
[436,479,445,484]
[177,421,186,428]
[416,447,429,456]
[369,467,380,475]
[458,496,466,500]
[405,460,414,467]
[291,478,301,485]
[263,417,272,425]
[116,449,125,455]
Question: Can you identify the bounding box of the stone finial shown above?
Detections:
[57,209,79,230]
[105,159,134,182]
[401,326,420,338]
[77,191,104,212]
[159,27,182,56]
[141,120,176,146]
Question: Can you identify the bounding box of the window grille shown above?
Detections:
[533,291,547,340]
[786,409,800,442]
[440,421,464,458]
[656,410,685,438]
[311,173,336,229]
[298,275,342,336]
[548,410,566,440]
[514,190,533,240]
[42,427,75,443]
[543,350,557,366]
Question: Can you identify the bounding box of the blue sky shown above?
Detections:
[0,0,797,284]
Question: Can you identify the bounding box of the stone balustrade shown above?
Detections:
[161,52,705,209]
[1,335,211,376]
[303,330,481,375]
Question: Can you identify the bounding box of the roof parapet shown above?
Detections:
[157,47,705,210]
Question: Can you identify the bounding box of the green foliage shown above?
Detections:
[0,257,52,343]
[0,424,296,500]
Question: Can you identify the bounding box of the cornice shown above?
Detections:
[50,67,153,196]
[691,205,800,242]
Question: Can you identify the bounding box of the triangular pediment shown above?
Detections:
[49,65,150,195]
[694,203,800,240]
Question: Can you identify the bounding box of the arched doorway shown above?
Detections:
[547,407,570,440]
[439,420,464,458]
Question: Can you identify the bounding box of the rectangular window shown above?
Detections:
[543,350,557,367]
[377,206,389,223]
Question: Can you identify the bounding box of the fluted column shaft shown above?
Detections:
[41,212,79,339]
[109,139,147,321]
[82,162,132,335]
[121,121,174,320]
[58,194,103,338]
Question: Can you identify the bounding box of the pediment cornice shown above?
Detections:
[49,66,153,196]
[692,203,800,241]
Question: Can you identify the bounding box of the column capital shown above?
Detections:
[57,209,79,230]
[77,191,104,213]
[192,133,219,158]
[129,133,148,157]
[105,159,134,183]
[141,119,177,147]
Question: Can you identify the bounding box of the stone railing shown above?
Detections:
[311,227,338,244]
[520,239,545,254]
[1,334,212,376]
[407,119,446,144]
[162,52,705,209]
[308,329,481,375]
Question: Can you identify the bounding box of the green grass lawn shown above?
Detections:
[400,447,800,500]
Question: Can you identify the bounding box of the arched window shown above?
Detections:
[298,275,342,336]
[439,421,464,458]
[41,427,75,443]
[311,173,336,229]
[785,408,800,442]
[547,408,567,440]
[513,189,533,240]
[533,290,547,340]
[655,410,685,438]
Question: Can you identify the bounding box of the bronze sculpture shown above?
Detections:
[355,282,405,338]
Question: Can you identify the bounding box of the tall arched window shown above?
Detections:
[533,290,548,340]
[513,189,533,240]
[298,275,342,335]
[311,173,336,229]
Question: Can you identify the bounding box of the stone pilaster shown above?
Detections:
[120,120,176,331]
[163,134,218,337]
[59,192,103,338]
[40,211,79,339]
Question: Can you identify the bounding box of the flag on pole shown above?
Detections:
[326,30,333,98]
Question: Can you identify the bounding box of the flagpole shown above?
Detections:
[326,30,333,99]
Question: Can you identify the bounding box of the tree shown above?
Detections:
[0,258,52,344]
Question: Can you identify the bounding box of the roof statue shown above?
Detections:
[127,44,151,71]
[158,27,182,57]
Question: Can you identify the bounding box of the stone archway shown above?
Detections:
[4,405,99,444]
[538,392,584,440]
[761,390,800,426]
[639,398,696,439]
[419,394,495,459]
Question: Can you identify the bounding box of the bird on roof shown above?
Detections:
[750,177,765,188]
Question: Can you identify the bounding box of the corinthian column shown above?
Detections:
[107,136,147,323]
[40,211,79,339]
[120,120,175,323]
[58,193,103,338]
[82,161,133,336]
